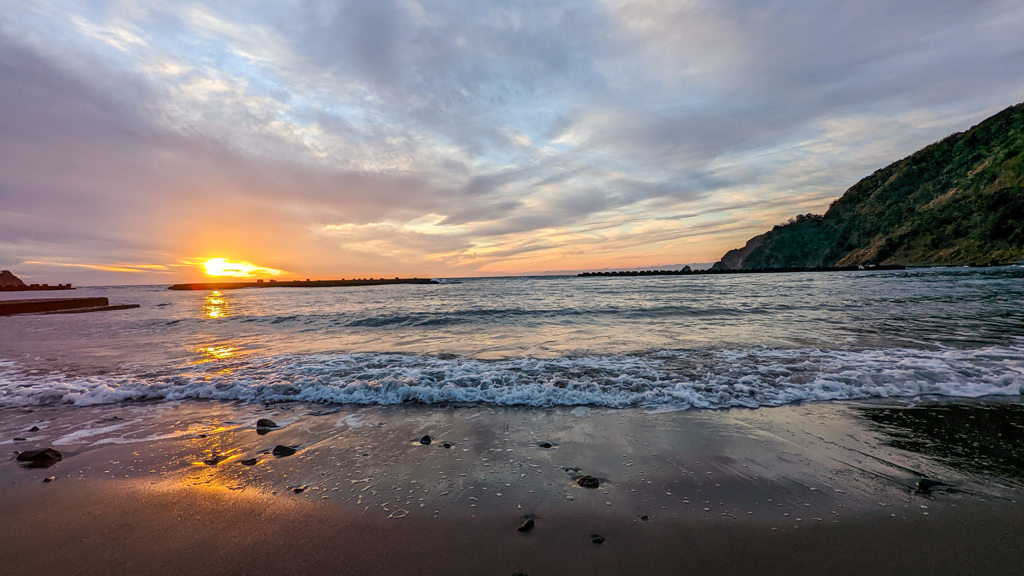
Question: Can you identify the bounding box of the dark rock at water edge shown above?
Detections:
[915,478,947,495]
[591,534,606,544]
[577,475,600,489]
[240,457,258,466]
[272,445,298,457]
[255,418,278,429]
[13,437,26,441]
[420,435,432,445]
[203,454,226,465]
[15,447,62,468]
[517,518,535,532]
[28,426,40,432]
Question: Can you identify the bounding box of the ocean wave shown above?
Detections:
[1,346,1022,409]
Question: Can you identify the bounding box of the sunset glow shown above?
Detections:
[2,1,1022,285]
[202,258,283,278]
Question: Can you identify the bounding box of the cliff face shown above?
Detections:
[0,270,26,287]
[711,233,768,270]
[714,102,1024,269]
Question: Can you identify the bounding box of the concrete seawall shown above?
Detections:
[0,297,109,315]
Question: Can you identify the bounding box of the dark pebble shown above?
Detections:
[915,478,946,494]
[15,447,63,468]
[203,454,225,465]
[517,518,535,532]
[240,458,258,466]
[591,534,605,544]
[292,486,305,493]
[272,445,297,457]
[43,477,55,483]
[442,443,451,449]
[537,442,552,449]
[28,426,40,432]
[640,515,649,521]
[13,437,26,442]
[577,475,600,489]
[420,435,432,445]
[256,418,278,429]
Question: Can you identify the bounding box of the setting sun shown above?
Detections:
[202,258,283,278]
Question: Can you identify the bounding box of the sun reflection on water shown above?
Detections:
[202,290,229,319]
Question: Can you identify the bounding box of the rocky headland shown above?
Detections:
[0,270,26,287]
[713,101,1024,270]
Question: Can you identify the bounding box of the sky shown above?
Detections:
[2,0,1023,284]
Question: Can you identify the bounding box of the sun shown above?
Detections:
[202,258,283,278]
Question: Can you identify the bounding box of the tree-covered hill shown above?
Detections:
[714,102,1024,269]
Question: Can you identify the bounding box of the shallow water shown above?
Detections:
[1,267,1022,408]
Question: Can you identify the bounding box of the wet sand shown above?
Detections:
[2,399,1022,575]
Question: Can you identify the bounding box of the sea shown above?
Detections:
[1,267,1023,410]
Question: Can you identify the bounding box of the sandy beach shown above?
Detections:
[3,398,1022,575]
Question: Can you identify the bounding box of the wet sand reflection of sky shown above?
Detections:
[859,401,1024,480]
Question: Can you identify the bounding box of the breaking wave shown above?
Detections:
[2,345,1022,409]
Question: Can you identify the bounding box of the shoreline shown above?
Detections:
[2,398,1022,574]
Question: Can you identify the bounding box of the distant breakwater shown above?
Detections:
[168,278,439,291]
[577,265,907,277]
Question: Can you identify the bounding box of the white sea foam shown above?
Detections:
[0,346,1022,410]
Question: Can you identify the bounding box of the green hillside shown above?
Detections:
[715,102,1024,269]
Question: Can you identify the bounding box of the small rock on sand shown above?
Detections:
[272,445,297,457]
[203,454,225,465]
[15,447,62,468]
[577,475,600,489]
[43,477,55,483]
[517,518,535,532]
[420,435,432,445]
[13,437,26,441]
[28,426,40,432]
[915,478,946,494]
[591,534,605,544]
[256,418,278,429]
[240,458,258,466]
[537,442,552,449]
[442,442,452,449]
